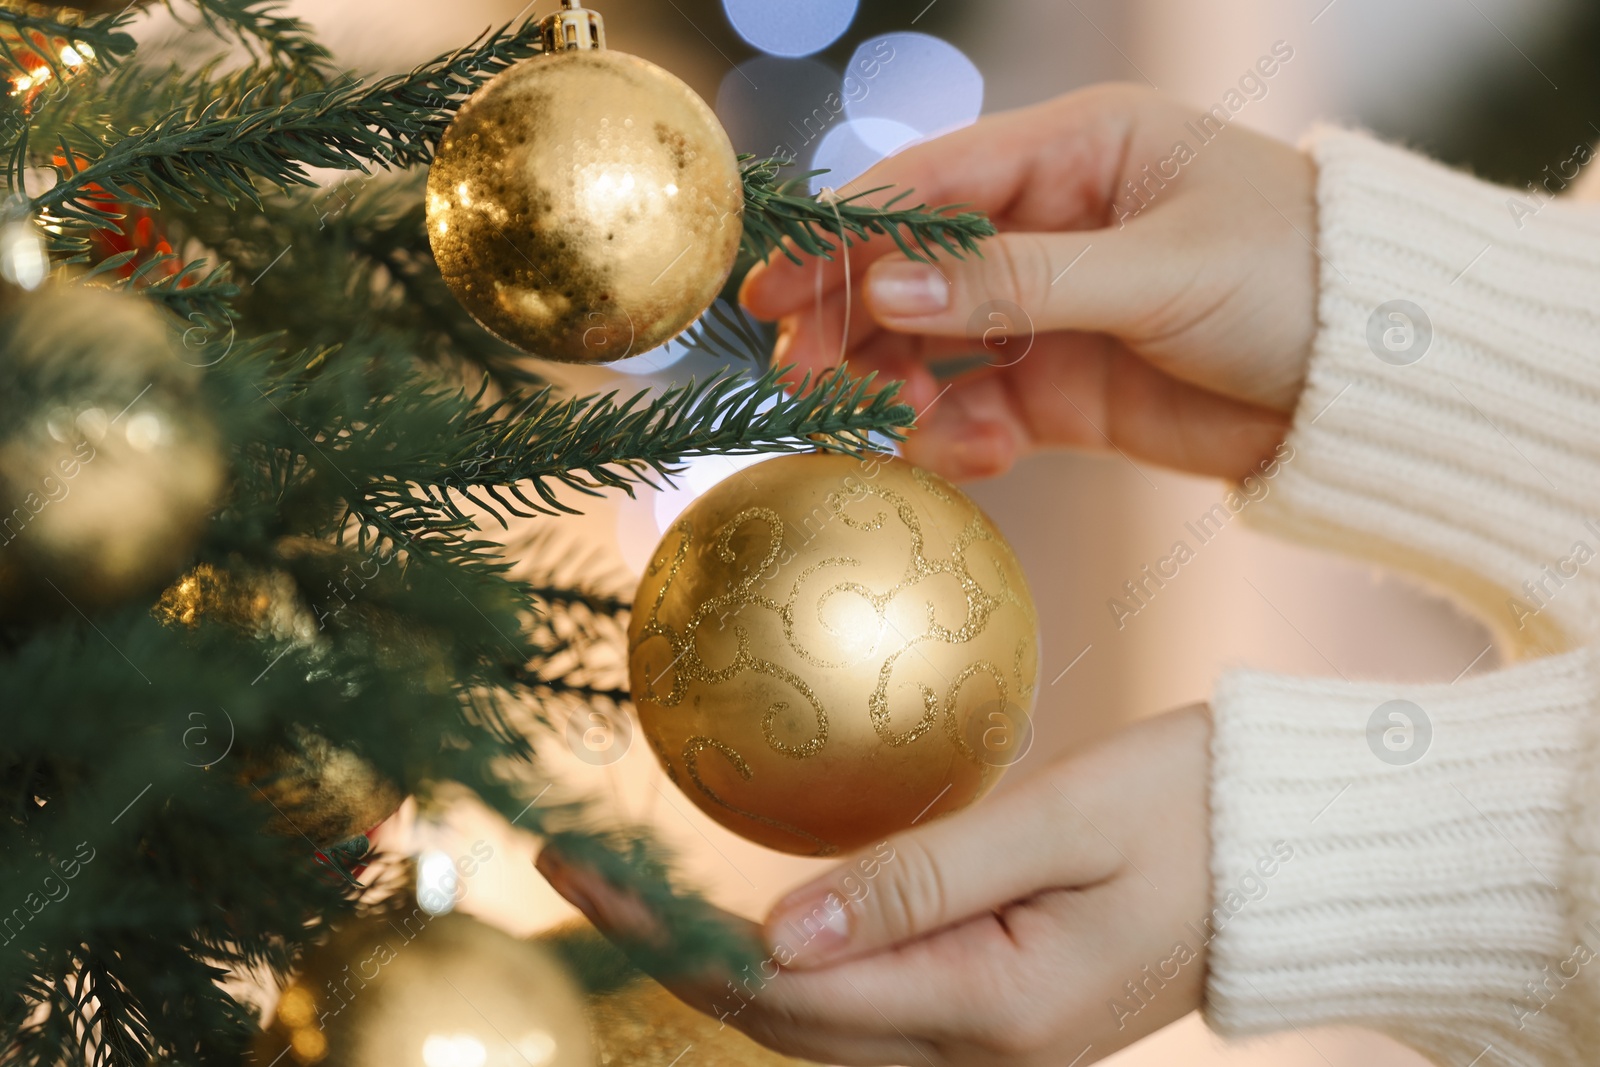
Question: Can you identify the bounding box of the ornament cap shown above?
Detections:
[541,0,606,51]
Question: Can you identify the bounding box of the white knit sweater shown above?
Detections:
[1206,128,1600,1067]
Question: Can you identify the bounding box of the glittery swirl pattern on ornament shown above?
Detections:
[628,454,1040,856]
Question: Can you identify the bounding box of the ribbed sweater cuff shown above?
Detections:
[1205,651,1595,1066]
[1248,127,1600,654]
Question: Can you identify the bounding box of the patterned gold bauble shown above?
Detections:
[239,726,404,849]
[426,2,743,364]
[259,910,593,1067]
[628,453,1040,856]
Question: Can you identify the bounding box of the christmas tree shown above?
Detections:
[0,2,995,1064]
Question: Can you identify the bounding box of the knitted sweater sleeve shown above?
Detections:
[1204,128,1600,1067]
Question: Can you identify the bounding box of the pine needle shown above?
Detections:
[740,153,997,265]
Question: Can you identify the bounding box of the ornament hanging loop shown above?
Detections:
[542,0,607,51]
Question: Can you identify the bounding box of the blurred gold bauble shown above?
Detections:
[0,284,224,613]
[538,922,816,1067]
[628,453,1040,856]
[239,726,404,849]
[155,562,317,644]
[259,911,593,1067]
[589,979,817,1067]
[425,20,744,364]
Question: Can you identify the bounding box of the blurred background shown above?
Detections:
[286,0,1600,1064]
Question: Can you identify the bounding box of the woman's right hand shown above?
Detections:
[741,83,1318,483]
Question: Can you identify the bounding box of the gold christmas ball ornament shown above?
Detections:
[538,922,818,1067]
[0,284,224,612]
[426,1,744,364]
[259,910,593,1067]
[588,978,818,1067]
[155,562,318,644]
[239,726,404,849]
[628,453,1040,856]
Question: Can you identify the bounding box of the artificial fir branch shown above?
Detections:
[429,366,913,518]
[0,1,993,1059]
[124,257,240,322]
[169,173,538,389]
[31,18,544,250]
[741,153,997,265]
[242,355,911,574]
[675,296,776,365]
[76,248,241,326]
[165,0,334,83]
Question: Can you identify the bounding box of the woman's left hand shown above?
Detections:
[538,704,1214,1067]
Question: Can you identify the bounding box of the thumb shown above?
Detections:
[762,777,1121,970]
[863,228,1173,342]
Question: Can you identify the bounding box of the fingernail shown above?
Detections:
[766,889,851,964]
[869,262,950,317]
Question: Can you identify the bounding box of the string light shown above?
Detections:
[7,35,95,97]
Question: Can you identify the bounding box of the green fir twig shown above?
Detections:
[740,153,997,265]
[30,18,544,251]
[163,0,333,82]
[428,366,914,518]
[675,297,774,365]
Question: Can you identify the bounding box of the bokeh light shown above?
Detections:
[809,118,921,192]
[722,0,859,57]
[416,849,460,916]
[717,56,841,166]
[654,452,778,532]
[845,32,984,149]
[608,336,692,376]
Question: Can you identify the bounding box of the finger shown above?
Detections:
[771,280,885,379]
[762,776,1122,969]
[722,910,1030,1063]
[900,377,1026,483]
[538,849,1077,1065]
[1101,348,1291,480]
[863,227,1179,342]
[536,848,669,949]
[774,291,974,384]
[742,88,1152,320]
[744,228,907,324]
[768,298,943,412]
[897,334,1288,483]
[537,849,951,1063]
[775,320,946,416]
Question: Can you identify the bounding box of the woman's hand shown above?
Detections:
[741,83,1317,483]
[538,704,1213,1067]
